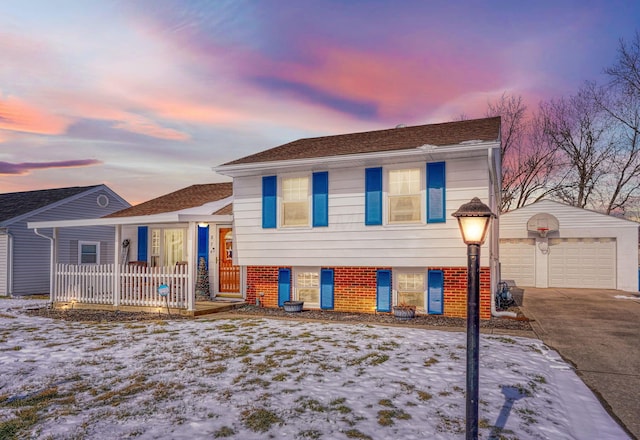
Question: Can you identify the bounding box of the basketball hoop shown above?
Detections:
[537,227,549,238]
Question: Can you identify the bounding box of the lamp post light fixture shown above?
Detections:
[452,197,496,440]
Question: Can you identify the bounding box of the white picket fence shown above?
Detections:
[55,263,189,308]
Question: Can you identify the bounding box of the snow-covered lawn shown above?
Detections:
[0,299,629,440]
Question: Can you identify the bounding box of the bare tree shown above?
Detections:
[486,93,559,212]
[593,31,640,216]
[539,85,616,210]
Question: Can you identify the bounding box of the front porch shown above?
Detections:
[53,263,245,316]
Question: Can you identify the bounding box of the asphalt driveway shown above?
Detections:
[520,287,640,439]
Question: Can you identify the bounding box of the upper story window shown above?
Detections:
[282,176,310,227]
[388,168,421,223]
[79,241,100,265]
[262,172,328,229]
[365,162,445,226]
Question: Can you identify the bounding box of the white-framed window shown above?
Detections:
[79,241,100,265]
[394,270,426,309]
[281,175,310,227]
[294,267,320,307]
[150,228,186,267]
[388,168,422,224]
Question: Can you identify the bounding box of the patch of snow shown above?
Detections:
[0,299,629,439]
[614,295,640,300]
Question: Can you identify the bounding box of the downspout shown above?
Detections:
[488,147,517,318]
[33,228,55,303]
[0,229,14,296]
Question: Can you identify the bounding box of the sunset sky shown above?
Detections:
[1,0,638,204]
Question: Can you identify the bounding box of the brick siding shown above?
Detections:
[245,266,492,319]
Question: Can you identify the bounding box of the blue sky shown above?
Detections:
[1,0,638,203]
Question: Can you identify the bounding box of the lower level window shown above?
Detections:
[79,241,100,265]
[295,269,319,307]
[396,272,425,309]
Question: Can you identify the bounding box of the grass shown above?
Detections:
[241,407,282,432]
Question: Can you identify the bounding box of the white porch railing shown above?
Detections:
[55,263,189,309]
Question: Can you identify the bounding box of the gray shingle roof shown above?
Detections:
[221,117,501,166]
[0,185,101,224]
[105,183,232,218]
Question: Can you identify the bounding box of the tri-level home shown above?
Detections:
[215,117,501,319]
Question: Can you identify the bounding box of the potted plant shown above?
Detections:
[392,303,416,320]
[283,300,304,313]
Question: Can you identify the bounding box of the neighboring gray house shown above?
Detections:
[0,185,130,296]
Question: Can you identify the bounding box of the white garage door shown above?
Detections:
[500,239,536,287]
[548,238,616,289]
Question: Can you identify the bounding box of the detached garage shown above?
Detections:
[500,200,639,292]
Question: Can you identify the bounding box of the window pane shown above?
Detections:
[297,272,319,304]
[389,195,421,222]
[282,177,309,226]
[80,244,97,264]
[283,201,309,226]
[298,288,320,303]
[397,273,425,308]
[389,169,420,195]
[163,229,185,267]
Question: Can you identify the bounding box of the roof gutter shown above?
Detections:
[215,140,499,176]
[33,228,55,300]
[488,147,516,318]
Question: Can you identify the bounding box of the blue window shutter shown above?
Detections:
[365,167,383,225]
[428,270,444,314]
[312,172,329,227]
[137,226,148,262]
[197,225,209,267]
[427,162,446,223]
[278,268,291,307]
[320,268,334,310]
[262,176,277,228]
[376,269,392,312]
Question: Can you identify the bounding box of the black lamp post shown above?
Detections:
[452,197,496,440]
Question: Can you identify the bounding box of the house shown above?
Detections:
[0,185,130,296]
[499,199,639,292]
[27,183,237,312]
[215,117,502,319]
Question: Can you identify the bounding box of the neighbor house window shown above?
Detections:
[388,168,421,223]
[396,272,425,309]
[282,176,309,227]
[150,228,186,267]
[79,241,100,265]
[295,269,320,307]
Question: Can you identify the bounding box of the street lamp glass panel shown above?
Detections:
[457,216,490,245]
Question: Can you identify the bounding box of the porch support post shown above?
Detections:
[114,225,121,307]
[187,222,196,311]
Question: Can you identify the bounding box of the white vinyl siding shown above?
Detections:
[499,239,536,287]
[231,155,494,268]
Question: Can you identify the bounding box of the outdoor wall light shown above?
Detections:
[452,197,494,245]
[452,197,495,440]
[198,222,209,228]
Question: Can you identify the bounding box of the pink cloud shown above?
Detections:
[0,96,72,135]
[112,114,190,141]
[0,159,102,175]
[253,42,505,119]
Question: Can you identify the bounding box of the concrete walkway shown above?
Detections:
[520,287,640,439]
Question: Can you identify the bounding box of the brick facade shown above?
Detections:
[246,266,492,319]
